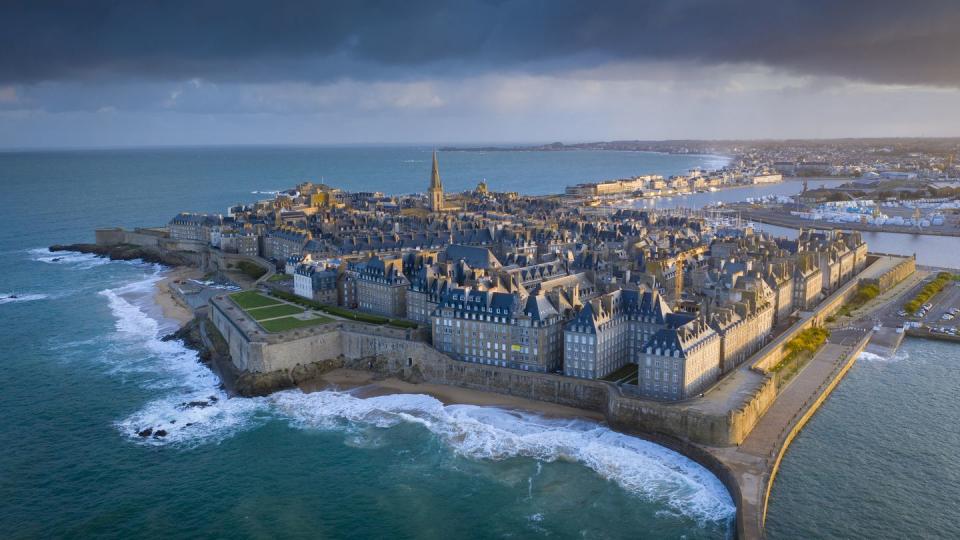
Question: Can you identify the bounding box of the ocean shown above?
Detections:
[766,339,960,539]
[0,147,735,539]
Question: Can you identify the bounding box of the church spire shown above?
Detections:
[428,150,444,212]
[429,150,442,190]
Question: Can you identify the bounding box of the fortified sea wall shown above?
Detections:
[212,296,777,446]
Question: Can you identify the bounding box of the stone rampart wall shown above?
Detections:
[863,255,916,291]
[95,228,125,246]
[95,227,164,249]
[217,319,770,446]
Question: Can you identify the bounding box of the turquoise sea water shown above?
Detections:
[0,147,735,539]
[766,339,960,539]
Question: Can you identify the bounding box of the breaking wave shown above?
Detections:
[102,272,267,446]
[251,190,281,195]
[858,349,909,363]
[271,390,735,523]
[100,273,734,524]
[0,292,49,305]
[29,247,111,269]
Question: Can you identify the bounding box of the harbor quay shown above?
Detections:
[76,158,922,538]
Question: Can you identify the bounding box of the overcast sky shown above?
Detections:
[2,0,960,148]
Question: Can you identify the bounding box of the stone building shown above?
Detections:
[708,275,775,374]
[562,288,671,379]
[168,213,222,244]
[792,253,823,310]
[562,286,721,401]
[346,255,409,317]
[220,230,259,257]
[265,227,312,263]
[764,262,795,325]
[638,317,720,400]
[293,260,339,305]
[432,285,567,373]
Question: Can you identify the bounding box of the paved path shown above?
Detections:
[738,328,866,459]
[709,326,872,539]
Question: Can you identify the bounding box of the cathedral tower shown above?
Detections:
[428,151,444,212]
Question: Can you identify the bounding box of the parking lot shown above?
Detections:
[904,279,960,336]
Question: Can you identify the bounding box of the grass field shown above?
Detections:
[248,303,304,321]
[230,291,282,309]
[259,315,333,332]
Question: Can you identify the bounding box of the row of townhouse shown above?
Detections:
[563,288,721,400]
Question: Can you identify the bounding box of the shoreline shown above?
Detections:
[153,266,202,326]
[300,367,606,422]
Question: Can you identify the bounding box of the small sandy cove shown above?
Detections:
[302,368,605,422]
[153,266,203,326]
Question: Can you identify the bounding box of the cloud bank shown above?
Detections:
[3,0,959,87]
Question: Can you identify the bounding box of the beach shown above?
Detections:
[153,266,202,326]
[303,368,607,422]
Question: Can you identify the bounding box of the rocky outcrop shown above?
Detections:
[162,317,205,352]
[49,242,195,267]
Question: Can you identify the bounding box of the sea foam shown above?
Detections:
[858,349,909,363]
[28,247,111,269]
[270,389,736,523]
[102,273,266,446]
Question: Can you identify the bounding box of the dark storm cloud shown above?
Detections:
[2,0,959,86]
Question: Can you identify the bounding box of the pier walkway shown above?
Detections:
[709,327,872,539]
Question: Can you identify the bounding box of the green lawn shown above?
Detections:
[259,314,333,332]
[247,303,305,321]
[230,291,282,309]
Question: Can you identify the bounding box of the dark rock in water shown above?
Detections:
[153,430,168,438]
[138,428,153,437]
[51,257,62,262]
[8,294,18,299]
[208,396,218,402]
[185,423,195,427]
[169,420,176,424]
[182,400,211,409]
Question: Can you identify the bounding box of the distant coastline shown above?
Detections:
[440,140,733,160]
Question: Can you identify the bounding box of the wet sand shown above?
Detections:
[305,368,606,422]
[153,266,203,326]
